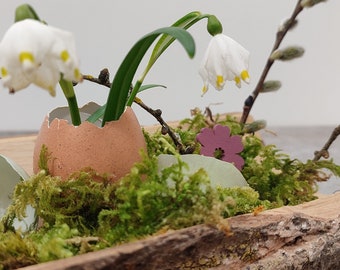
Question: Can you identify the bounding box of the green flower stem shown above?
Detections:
[15,4,40,22]
[102,26,195,126]
[126,12,216,107]
[59,78,81,126]
[65,96,81,126]
[90,13,219,125]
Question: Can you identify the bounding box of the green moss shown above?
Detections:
[1,154,255,267]
[241,143,340,206]
[31,224,80,262]
[0,230,37,269]
[97,156,229,244]
[217,186,270,217]
[37,144,50,174]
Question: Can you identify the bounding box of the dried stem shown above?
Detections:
[240,0,304,124]
[134,97,193,154]
[313,125,340,161]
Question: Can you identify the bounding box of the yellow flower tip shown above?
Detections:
[1,67,8,77]
[201,85,208,96]
[241,70,250,83]
[19,51,34,63]
[19,51,35,72]
[48,86,56,97]
[60,50,70,62]
[234,76,241,88]
[216,75,224,89]
[74,68,82,82]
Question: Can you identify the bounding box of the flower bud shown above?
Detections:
[270,46,304,61]
[301,0,327,8]
[244,95,254,107]
[207,15,223,36]
[15,4,40,22]
[278,18,298,32]
[261,80,282,93]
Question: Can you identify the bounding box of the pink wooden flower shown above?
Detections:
[196,124,244,170]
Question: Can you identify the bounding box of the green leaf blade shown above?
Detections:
[148,12,203,67]
[102,26,195,125]
[86,105,106,123]
[138,84,167,93]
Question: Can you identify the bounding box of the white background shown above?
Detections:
[0,0,339,131]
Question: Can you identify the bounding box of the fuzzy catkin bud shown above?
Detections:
[242,120,267,134]
[301,0,327,8]
[207,15,223,36]
[261,80,282,93]
[270,46,305,61]
[278,18,298,32]
[15,4,40,22]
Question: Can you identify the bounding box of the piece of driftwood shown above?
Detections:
[1,134,340,269]
[16,193,340,270]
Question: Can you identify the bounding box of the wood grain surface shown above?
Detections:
[0,134,36,175]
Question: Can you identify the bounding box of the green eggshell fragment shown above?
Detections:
[0,155,35,231]
[158,154,248,188]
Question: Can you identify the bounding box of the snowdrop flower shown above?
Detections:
[199,34,250,95]
[0,19,81,96]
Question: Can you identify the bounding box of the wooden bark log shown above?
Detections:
[17,193,340,270]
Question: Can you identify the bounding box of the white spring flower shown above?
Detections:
[0,19,81,96]
[199,33,250,95]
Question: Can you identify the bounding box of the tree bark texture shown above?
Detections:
[20,193,340,270]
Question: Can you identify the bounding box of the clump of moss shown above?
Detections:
[2,169,117,234]
[98,156,221,244]
[0,153,263,268]
[0,230,37,269]
[218,186,270,217]
[241,135,340,206]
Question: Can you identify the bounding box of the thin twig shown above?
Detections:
[134,97,194,154]
[82,68,112,88]
[82,69,192,154]
[240,0,304,124]
[313,125,340,161]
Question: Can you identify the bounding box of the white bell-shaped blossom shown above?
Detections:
[199,34,250,95]
[0,19,81,96]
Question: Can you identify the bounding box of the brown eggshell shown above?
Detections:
[33,105,146,182]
